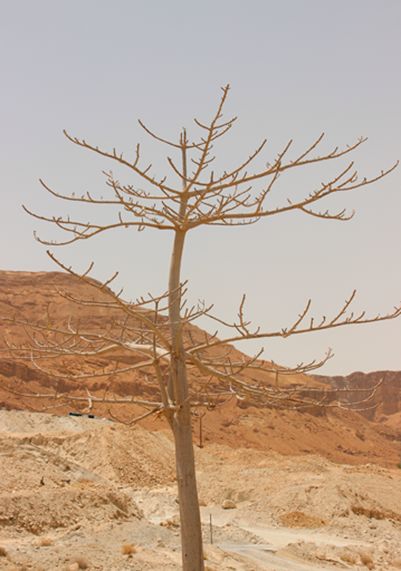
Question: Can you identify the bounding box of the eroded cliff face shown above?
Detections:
[0,269,319,402]
[316,371,401,422]
[0,269,400,466]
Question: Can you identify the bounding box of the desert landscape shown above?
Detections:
[1,406,401,570]
[2,3,401,570]
[0,271,401,571]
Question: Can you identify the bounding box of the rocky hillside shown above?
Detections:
[0,269,400,467]
[316,370,401,426]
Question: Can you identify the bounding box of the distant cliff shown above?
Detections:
[315,370,401,423]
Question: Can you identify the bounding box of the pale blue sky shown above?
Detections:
[1,0,400,374]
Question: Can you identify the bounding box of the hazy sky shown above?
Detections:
[1,0,400,375]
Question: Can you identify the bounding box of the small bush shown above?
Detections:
[121,543,137,555]
[0,546,8,557]
[70,557,89,569]
[340,550,358,565]
[38,536,53,547]
[359,551,374,569]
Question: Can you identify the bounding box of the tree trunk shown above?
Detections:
[168,211,204,568]
[166,133,204,570]
[172,401,204,570]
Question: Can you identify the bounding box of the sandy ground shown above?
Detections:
[1,409,401,571]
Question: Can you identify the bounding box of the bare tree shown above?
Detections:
[7,85,401,571]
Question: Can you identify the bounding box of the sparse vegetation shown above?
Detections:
[121,543,137,555]
[70,556,89,570]
[37,536,54,547]
[359,551,375,569]
[279,511,326,528]
[340,550,358,565]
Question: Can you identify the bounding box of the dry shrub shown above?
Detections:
[0,546,8,557]
[351,503,401,523]
[351,505,385,520]
[359,551,374,569]
[279,511,326,528]
[76,478,94,487]
[38,536,53,547]
[340,550,358,565]
[160,516,180,529]
[121,543,137,555]
[70,556,89,569]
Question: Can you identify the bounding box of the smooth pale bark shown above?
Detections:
[168,224,204,570]
[172,401,204,570]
